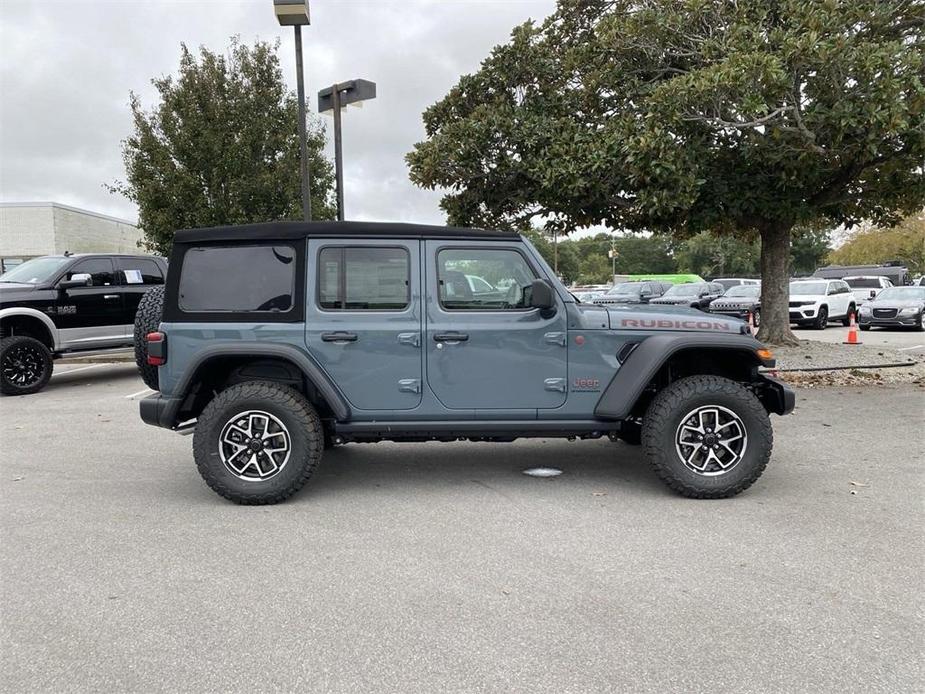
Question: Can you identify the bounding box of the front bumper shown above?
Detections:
[858,313,922,327]
[139,393,183,429]
[789,304,820,322]
[757,375,796,416]
[711,308,751,320]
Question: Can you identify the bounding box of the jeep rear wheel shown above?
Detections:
[133,285,164,391]
[193,381,323,504]
[0,336,53,395]
[641,375,772,498]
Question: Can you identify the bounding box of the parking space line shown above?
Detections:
[125,388,154,400]
[52,364,105,377]
[897,345,923,351]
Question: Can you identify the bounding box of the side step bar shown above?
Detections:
[334,419,622,442]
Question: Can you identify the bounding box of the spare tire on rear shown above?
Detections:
[133,285,164,391]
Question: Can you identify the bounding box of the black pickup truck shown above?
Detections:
[0,253,167,394]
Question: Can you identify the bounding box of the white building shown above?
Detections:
[0,202,142,272]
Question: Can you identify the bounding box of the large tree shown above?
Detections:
[110,38,335,255]
[407,0,925,344]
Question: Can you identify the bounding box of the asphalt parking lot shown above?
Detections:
[1,364,923,693]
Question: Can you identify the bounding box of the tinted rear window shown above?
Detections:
[179,245,295,312]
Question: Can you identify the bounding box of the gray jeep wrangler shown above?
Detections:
[138,221,794,504]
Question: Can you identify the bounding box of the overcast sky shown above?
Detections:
[0,0,557,225]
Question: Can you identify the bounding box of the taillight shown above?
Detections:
[146,331,166,366]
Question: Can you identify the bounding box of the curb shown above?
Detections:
[761,361,917,374]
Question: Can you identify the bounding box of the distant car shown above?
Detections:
[571,290,605,303]
[593,280,671,305]
[858,286,925,331]
[788,279,856,329]
[709,284,762,325]
[843,275,893,308]
[464,274,496,295]
[713,278,760,290]
[649,282,725,310]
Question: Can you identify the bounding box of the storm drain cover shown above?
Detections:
[523,467,563,478]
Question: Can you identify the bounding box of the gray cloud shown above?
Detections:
[0,0,556,225]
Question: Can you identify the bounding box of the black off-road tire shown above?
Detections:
[813,306,828,330]
[133,286,164,391]
[859,324,871,331]
[641,375,773,499]
[193,381,323,504]
[0,335,53,396]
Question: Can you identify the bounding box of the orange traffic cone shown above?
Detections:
[747,311,757,336]
[843,311,861,345]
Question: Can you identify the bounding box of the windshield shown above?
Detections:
[607,282,642,297]
[845,277,886,289]
[0,256,71,284]
[790,282,828,295]
[724,285,760,298]
[876,287,925,301]
[662,283,703,297]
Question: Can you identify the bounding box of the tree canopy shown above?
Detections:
[407,0,925,343]
[110,38,335,255]
[827,212,925,273]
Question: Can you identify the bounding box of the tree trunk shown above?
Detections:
[756,223,800,346]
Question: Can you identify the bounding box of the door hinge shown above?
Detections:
[544,331,566,347]
[398,378,422,394]
[544,377,567,393]
[397,332,420,347]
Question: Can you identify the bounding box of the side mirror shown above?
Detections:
[58,273,91,290]
[529,279,556,313]
[869,290,877,299]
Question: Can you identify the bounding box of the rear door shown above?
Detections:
[116,257,165,334]
[305,240,423,411]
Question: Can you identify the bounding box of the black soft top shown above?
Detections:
[173,221,519,243]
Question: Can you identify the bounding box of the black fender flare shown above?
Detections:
[175,342,351,421]
[594,333,772,420]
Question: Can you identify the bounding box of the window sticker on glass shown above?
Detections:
[124,269,144,284]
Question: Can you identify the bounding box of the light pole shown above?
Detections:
[318,79,376,221]
[274,0,312,221]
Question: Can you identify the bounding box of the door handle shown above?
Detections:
[433,333,469,343]
[321,332,358,343]
[104,294,119,300]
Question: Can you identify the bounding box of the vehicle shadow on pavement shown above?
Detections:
[290,440,668,501]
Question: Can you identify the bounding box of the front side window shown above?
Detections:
[318,247,410,310]
[67,258,115,287]
[179,245,295,312]
[438,248,536,310]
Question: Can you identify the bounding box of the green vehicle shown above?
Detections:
[613,273,704,285]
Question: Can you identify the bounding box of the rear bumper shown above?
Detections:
[139,393,183,429]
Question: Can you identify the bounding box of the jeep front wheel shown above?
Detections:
[641,375,772,498]
[0,336,53,395]
[193,381,323,504]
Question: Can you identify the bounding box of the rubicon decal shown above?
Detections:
[620,318,735,331]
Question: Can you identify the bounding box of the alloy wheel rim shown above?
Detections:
[219,410,292,481]
[1,344,45,387]
[675,405,748,476]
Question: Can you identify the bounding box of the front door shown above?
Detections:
[424,241,568,411]
[305,239,423,411]
[54,257,126,348]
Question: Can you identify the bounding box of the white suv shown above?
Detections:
[789,279,857,329]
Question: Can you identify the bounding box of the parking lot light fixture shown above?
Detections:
[318,79,377,221]
[274,0,312,221]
